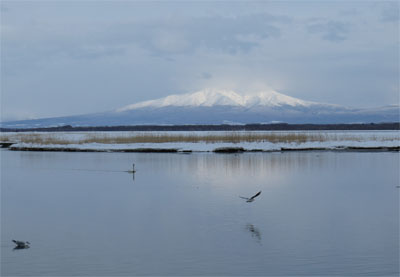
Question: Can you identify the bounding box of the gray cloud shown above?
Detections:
[106,14,289,56]
[200,72,212,79]
[307,20,349,42]
[339,8,359,17]
[381,4,399,22]
[0,3,9,13]
[2,12,289,74]
[1,2,398,120]
[66,45,126,60]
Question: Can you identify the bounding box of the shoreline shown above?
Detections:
[6,145,400,153]
[2,130,399,153]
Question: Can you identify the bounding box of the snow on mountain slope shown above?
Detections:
[116,88,315,112]
[1,88,398,128]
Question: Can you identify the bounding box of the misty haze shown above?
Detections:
[1,1,399,276]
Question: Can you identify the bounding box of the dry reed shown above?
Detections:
[1,131,397,145]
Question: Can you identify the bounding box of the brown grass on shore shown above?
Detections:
[1,133,73,145]
[82,132,327,144]
[0,131,398,145]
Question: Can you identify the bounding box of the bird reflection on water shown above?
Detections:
[125,163,136,182]
[245,224,262,245]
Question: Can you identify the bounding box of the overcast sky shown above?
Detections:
[1,1,399,121]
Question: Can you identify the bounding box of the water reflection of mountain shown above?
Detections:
[137,152,342,184]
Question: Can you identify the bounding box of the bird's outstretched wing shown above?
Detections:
[12,240,24,247]
[239,196,249,200]
[249,191,261,200]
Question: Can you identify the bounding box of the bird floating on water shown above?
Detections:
[12,240,30,249]
[240,191,262,202]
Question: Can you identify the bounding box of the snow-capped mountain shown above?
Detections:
[1,89,398,128]
[116,89,315,111]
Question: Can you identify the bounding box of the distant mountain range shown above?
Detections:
[1,89,399,128]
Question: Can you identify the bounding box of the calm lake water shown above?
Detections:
[1,149,399,276]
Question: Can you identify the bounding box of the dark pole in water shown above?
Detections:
[132,163,135,172]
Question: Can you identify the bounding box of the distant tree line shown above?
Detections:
[1,122,399,132]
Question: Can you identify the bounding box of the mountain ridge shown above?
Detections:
[116,88,320,112]
[1,89,399,128]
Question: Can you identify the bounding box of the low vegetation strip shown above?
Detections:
[1,122,399,132]
[1,131,398,145]
[8,145,399,153]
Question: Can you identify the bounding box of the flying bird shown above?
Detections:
[240,191,262,202]
[12,240,30,249]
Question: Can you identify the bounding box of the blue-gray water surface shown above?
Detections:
[1,150,399,276]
